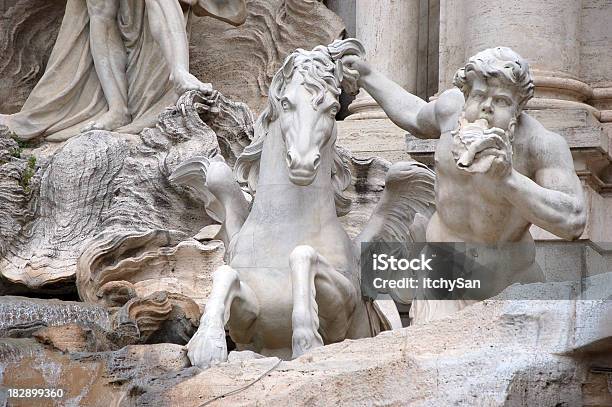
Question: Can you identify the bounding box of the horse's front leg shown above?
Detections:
[187,265,259,369]
[289,245,357,359]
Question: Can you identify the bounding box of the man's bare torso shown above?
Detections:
[426,94,536,246]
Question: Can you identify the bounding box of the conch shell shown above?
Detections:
[451,117,512,173]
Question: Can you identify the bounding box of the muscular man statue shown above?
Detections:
[343,47,587,322]
[0,0,246,141]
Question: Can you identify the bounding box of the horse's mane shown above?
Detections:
[235,38,365,217]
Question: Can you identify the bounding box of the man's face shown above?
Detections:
[463,73,520,130]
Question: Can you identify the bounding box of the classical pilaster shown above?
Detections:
[346,0,420,120]
[439,0,595,112]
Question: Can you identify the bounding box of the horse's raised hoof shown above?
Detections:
[186,320,228,369]
[291,326,323,359]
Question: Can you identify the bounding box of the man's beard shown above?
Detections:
[450,113,517,173]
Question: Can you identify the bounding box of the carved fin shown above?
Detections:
[354,161,436,247]
[169,155,226,223]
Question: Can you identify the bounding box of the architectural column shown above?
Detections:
[439,0,592,113]
[346,0,420,120]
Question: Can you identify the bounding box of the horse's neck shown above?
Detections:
[250,124,338,224]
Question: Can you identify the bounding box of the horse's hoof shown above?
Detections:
[291,327,323,359]
[186,323,228,369]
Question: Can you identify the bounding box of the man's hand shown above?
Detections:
[474,128,513,180]
[340,55,372,87]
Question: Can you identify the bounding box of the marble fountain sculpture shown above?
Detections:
[172,38,435,368]
[342,46,588,324]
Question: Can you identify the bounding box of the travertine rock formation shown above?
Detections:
[190,0,345,114]
[0,91,253,299]
[0,296,110,337]
[0,136,35,273]
[0,293,201,351]
[141,275,612,406]
[1,275,610,406]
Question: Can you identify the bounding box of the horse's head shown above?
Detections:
[261,39,365,186]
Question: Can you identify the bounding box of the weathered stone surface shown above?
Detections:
[0,135,35,279]
[112,291,201,346]
[0,293,201,352]
[1,277,610,406]
[0,90,253,298]
[31,323,91,353]
[189,0,345,114]
[78,234,225,308]
[155,285,612,406]
[1,131,127,291]
[0,340,193,406]
[0,296,111,337]
[0,0,66,114]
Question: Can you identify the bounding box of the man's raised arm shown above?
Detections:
[341,56,463,138]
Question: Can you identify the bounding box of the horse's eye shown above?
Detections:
[281,99,291,111]
[330,106,339,116]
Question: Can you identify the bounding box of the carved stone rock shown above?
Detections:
[0,340,194,405]
[0,0,66,114]
[1,276,610,406]
[0,296,111,337]
[0,293,200,349]
[0,136,34,277]
[0,91,253,300]
[31,323,90,353]
[153,276,612,406]
[189,0,345,114]
[111,291,201,346]
[78,233,224,308]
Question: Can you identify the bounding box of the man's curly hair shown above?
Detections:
[453,47,535,111]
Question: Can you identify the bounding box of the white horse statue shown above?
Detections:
[170,38,435,368]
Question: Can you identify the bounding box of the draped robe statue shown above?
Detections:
[0,0,246,141]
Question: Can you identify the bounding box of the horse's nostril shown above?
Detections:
[313,154,321,169]
[286,151,294,168]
